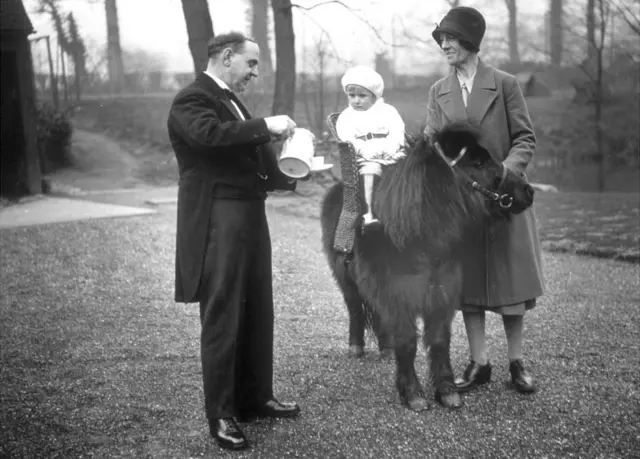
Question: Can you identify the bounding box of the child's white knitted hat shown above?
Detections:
[341,66,384,99]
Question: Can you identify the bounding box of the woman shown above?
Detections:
[424,6,545,394]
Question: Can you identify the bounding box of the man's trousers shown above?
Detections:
[198,197,274,419]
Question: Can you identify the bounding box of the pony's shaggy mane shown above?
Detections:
[374,123,484,251]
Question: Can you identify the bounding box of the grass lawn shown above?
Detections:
[1,197,639,458]
[266,180,640,264]
[534,192,640,263]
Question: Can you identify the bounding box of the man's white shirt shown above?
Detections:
[203,71,246,120]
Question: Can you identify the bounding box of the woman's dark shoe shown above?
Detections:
[509,359,537,393]
[209,417,248,450]
[455,359,492,392]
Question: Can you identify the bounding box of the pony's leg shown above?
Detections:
[393,320,427,411]
[423,264,462,409]
[334,257,366,357]
[423,312,462,409]
[372,312,394,360]
[344,285,366,357]
[321,183,367,356]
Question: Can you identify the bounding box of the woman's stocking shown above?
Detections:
[502,314,524,361]
[462,311,488,365]
[363,173,376,224]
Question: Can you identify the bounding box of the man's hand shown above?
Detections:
[265,115,296,138]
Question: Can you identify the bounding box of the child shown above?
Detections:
[336,66,406,226]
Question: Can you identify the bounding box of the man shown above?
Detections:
[425,7,544,396]
[167,32,301,451]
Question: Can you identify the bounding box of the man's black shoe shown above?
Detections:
[238,399,300,422]
[209,417,248,450]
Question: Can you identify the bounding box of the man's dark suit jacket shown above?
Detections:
[167,73,295,303]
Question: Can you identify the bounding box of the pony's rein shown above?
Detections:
[433,142,513,210]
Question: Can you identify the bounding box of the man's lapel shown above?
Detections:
[196,73,274,178]
[196,73,247,120]
[227,91,253,120]
[436,73,468,124]
[465,59,497,125]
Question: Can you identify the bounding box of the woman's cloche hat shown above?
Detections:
[432,6,486,53]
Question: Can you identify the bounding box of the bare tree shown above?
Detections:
[67,13,86,100]
[549,0,563,65]
[572,0,614,191]
[587,0,596,59]
[180,0,214,75]
[505,0,521,65]
[300,32,340,136]
[272,0,296,117]
[105,0,124,93]
[250,0,273,76]
[591,0,611,192]
[36,0,87,100]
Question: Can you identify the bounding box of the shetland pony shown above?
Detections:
[320,122,534,411]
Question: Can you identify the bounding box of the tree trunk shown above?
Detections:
[67,13,86,101]
[251,0,273,77]
[45,36,59,109]
[105,0,125,93]
[595,46,604,191]
[505,0,520,65]
[586,0,596,60]
[271,0,296,117]
[180,0,214,76]
[549,0,563,65]
[594,0,606,192]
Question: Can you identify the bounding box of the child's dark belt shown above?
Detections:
[356,133,388,141]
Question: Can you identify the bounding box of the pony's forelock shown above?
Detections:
[431,122,482,149]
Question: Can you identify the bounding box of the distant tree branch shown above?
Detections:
[611,0,640,36]
[291,0,352,11]
[397,14,436,49]
[293,8,347,64]
[290,0,393,47]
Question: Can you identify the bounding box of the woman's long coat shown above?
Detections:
[425,59,544,307]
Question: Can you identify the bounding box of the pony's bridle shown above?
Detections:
[434,142,514,210]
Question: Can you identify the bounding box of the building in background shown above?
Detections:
[1,0,41,196]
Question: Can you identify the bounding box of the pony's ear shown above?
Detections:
[432,122,482,160]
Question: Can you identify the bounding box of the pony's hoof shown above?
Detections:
[379,348,394,361]
[348,345,365,358]
[407,396,429,412]
[435,391,462,409]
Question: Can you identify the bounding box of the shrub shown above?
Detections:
[35,101,74,174]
